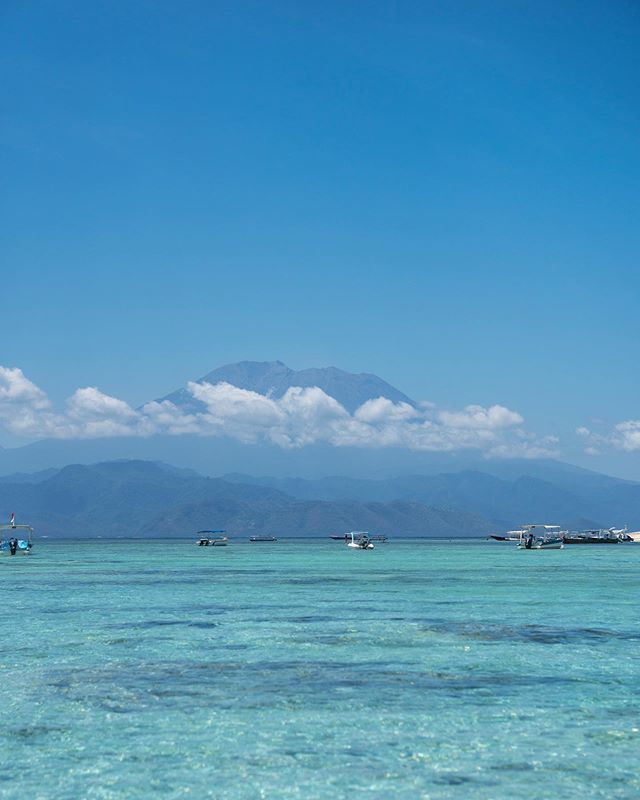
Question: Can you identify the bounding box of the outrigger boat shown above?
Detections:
[332,532,388,542]
[196,530,228,546]
[346,531,374,550]
[516,524,565,550]
[563,527,632,544]
[0,513,33,556]
[493,524,632,546]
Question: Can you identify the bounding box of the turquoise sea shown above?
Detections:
[1,539,639,799]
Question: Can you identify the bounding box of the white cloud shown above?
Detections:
[0,365,558,458]
[355,398,418,424]
[438,404,523,430]
[141,400,203,435]
[0,366,63,437]
[0,372,143,440]
[67,387,137,421]
[0,366,50,409]
[576,420,640,454]
[575,426,603,455]
[613,420,640,452]
[188,381,286,443]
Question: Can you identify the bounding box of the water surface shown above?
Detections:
[1,539,639,798]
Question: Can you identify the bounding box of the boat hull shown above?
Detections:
[490,535,520,542]
[197,539,228,546]
[518,540,564,550]
[1,541,32,555]
[564,537,621,545]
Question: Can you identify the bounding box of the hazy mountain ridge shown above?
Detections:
[137,498,489,540]
[0,460,491,538]
[222,469,640,530]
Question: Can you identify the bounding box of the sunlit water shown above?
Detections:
[1,539,639,799]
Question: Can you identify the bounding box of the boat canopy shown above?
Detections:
[0,524,34,531]
[0,524,33,539]
[521,524,562,530]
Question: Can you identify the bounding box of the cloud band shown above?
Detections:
[0,365,557,458]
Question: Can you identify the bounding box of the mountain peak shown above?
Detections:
[158,360,415,414]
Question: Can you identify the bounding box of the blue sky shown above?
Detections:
[2,1,639,475]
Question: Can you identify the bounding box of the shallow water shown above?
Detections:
[1,539,639,799]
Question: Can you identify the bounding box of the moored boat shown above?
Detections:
[346,531,374,550]
[517,524,565,550]
[332,532,387,542]
[196,529,228,546]
[0,513,33,556]
[563,527,632,544]
[249,535,278,542]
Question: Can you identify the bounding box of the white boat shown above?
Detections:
[196,529,228,546]
[516,524,565,550]
[346,531,374,550]
[0,513,34,556]
[331,532,388,542]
